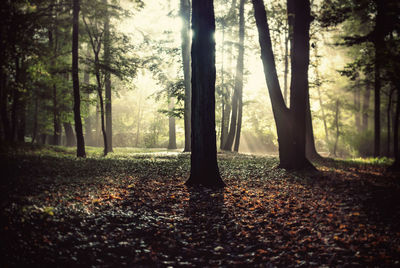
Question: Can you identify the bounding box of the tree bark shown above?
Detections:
[388,87,399,171]
[63,122,76,147]
[362,81,371,131]
[181,0,191,152]
[72,0,86,157]
[252,0,314,170]
[373,0,384,157]
[305,91,322,160]
[103,0,113,152]
[333,99,340,156]
[83,70,92,145]
[233,0,245,153]
[354,84,361,131]
[386,88,394,156]
[168,98,177,149]
[186,0,225,188]
[31,95,39,144]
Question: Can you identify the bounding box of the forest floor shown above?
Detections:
[1,144,400,267]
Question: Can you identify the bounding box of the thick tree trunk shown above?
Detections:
[288,0,314,169]
[103,0,113,153]
[233,0,245,153]
[186,0,224,187]
[252,0,314,170]
[72,0,86,157]
[181,0,191,152]
[168,98,177,149]
[63,122,76,147]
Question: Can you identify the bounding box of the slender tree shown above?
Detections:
[186,0,225,187]
[233,0,246,152]
[223,0,245,152]
[72,0,86,157]
[180,0,191,152]
[103,0,113,152]
[168,97,177,149]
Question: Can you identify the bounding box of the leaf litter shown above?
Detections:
[1,149,400,267]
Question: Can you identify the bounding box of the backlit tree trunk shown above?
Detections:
[186,0,225,187]
[64,122,76,147]
[168,98,177,149]
[72,0,86,157]
[388,87,399,170]
[181,0,191,152]
[103,0,113,153]
[362,82,371,131]
[373,0,384,157]
[233,0,245,153]
[252,0,314,170]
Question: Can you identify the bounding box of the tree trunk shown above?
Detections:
[362,81,371,131]
[223,81,238,151]
[16,60,27,142]
[63,122,76,147]
[95,69,108,156]
[0,20,12,142]
[386,88,394,156]
[72,0,86,157]
[233,0,245,153]
[135,95,142,147]
[52,84,61,145]
[0,70,11,141]
[333,99,340,156]
[388,87,399,171]
[288,0,314,168]
[31,95,39,144]
[373,0,384,157]
[305,91,322,160]
[354,84,361,131]
[252,0,314,170]
[219,25,227,150]
[181,0,191,152]
[11,56,20,142]
[186,0,225,188]
[103,0,113,153]
[168,98,177,149]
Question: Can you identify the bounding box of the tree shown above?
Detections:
[72,0,86,157]
[251,0,314,170]
[185,0,225,187]
[167,97,177,150]
[103,0,113,153]
[180,0,191,152]
[223,0,245,152]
